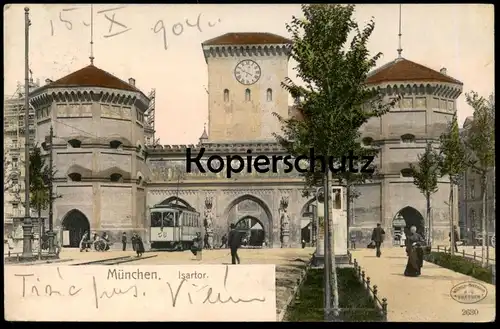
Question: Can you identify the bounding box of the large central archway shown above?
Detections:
[223,194,272,246]
[61,209,91,248]
[235,216,265,247]
[394,206,425,237]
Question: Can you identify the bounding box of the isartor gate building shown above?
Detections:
[27,32,462,250]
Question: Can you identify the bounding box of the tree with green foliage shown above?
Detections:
[273,4,397,319]
[29,145,50,237]
[464,92,495,267]
[439,113,469,255]
[410,142,440,245]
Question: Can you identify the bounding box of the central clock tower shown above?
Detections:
[202,32,292,142]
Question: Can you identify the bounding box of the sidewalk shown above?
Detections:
[350,247,495,322]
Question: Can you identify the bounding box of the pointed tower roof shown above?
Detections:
[46,64,140,92]
[366,58,463,85]
[199,124,209,140]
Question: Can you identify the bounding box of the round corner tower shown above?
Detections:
[352,57,463,245]
[30,64,150,247]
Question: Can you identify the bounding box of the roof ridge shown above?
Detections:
[366,58,463,85]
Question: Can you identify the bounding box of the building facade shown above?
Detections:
[458,117,496,244]
[4,78,39,242]
[9,31,464,250]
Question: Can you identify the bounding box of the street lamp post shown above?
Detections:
[47,127,56,254]
[21,7,33,260]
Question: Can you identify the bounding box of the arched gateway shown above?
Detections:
[61,209,91,248]
[224,194,272,246]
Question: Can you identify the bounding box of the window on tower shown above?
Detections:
[110,140,123,149]
[110,173,123,183]
[68,173,82,182]
[245,89,251,102]
[223,89,229,102]
[68,139,82,148]
[266,88,273,102]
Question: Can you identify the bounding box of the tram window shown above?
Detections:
[163,212,175,227]
[151,212,162,227]
[188,215,192,227]
[174,213,179,227]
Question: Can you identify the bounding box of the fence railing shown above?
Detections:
[434,246,495,264]
[347,252,388,321]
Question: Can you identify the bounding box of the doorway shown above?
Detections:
[61,209,91,247]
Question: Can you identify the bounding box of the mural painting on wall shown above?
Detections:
[204,197,214,249]
[279,196,290,248]
[149,158,307,181]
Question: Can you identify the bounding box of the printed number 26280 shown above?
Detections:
[462,309,479,316]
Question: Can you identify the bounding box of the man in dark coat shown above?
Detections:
[122,232,127,251]
[228,223,241,264]
[371,223,386,257]
[449,225,460,252]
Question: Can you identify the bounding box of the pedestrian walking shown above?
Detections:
[449,225,459,252]
[134,233,145,257]
[79,231,90,252]
[228,223,241,264]
[400,231,407,248]
[301,239,306,248]
[191,232,203,261]
[371,223,386,257]
[350,232,357,249]
[220,234,228,249]
[131,233,137,252]
[404,226,425,277]
[122,232,127,251]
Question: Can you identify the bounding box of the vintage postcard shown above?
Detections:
[4,4,495,322]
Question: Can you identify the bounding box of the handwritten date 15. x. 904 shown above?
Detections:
[14,266,266,310]
[153,13,222,51]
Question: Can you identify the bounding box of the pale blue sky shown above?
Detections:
[4,4,494,144]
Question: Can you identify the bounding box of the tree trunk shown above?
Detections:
[426,194,431,245]
[449,180,455,256]
[346,185,351,248]
[481,174,487,268]
[485,170,490,266]
[328,176,340,319]
[38,207,42,260]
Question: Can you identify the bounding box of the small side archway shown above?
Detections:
[394,206,425,237]
[300,198,317,244]
[61,209,91,248]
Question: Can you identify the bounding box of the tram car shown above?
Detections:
[149,203,202,250]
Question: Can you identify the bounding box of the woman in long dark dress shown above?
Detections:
[134,233,145,257]
[404,226,425,277]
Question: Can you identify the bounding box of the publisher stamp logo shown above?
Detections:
[450,281,488,304]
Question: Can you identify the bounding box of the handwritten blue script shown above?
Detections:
[5,264,276,322]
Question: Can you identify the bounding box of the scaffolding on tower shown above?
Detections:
[144,88,158,146]
[3,75,40,236]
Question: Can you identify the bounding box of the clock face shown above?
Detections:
[234,60,261,85]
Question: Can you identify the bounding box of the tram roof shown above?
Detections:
[151,203,198,213]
